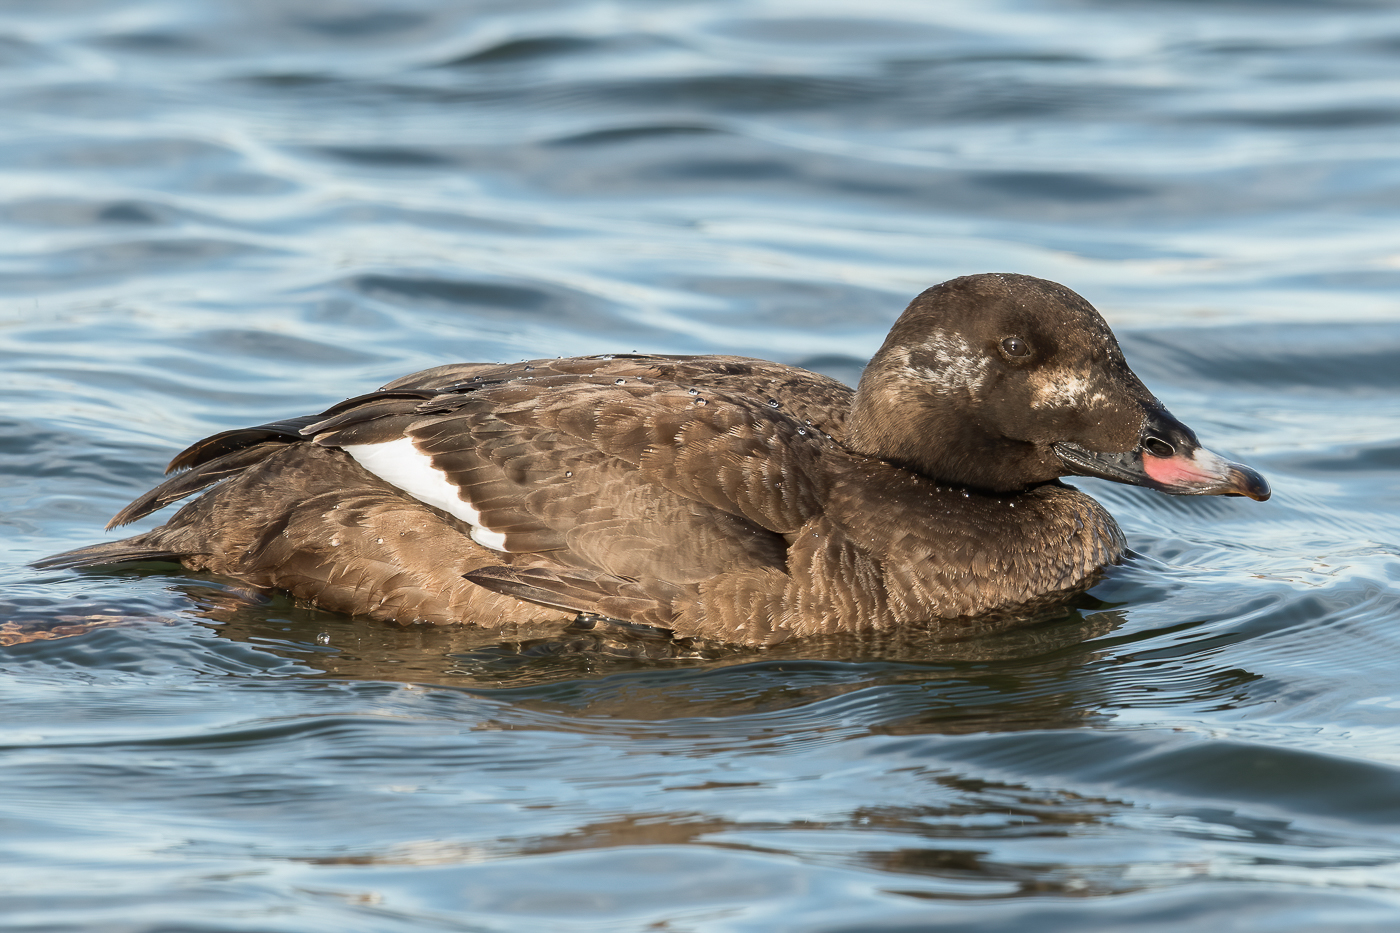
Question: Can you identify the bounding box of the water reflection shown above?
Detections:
[3,566,1295,741]
[183,576,1121,673]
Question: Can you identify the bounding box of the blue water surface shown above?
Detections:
[4,1,1400,930]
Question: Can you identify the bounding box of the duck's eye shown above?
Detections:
[1000,336,1031,359]
[1143,437,1175,458]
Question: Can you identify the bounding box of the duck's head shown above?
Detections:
[847,273,1270,501]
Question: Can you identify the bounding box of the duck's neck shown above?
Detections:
[844,362,1046,494]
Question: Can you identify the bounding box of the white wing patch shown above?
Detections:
[343,437,508,551]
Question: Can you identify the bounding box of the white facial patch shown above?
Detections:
[343,437,508,551]
[1032,369,1107,409]
[910,331,990,394]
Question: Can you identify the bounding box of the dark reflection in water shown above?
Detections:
[6,0,1400,930]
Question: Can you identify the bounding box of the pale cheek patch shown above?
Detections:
[343,437,508,552]
[1032,370,1107,409]
[912,332,990,394]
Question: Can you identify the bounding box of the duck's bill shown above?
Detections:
[1053,408,1270,502]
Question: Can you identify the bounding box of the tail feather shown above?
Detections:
[108,443,288,529]
[32,537,183,571]
[165,415,320,473]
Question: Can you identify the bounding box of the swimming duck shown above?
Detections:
[38,273,1269,645]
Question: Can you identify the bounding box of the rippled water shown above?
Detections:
[5,1,1400,930]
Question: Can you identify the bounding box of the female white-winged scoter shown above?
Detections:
[38,273,1269,646]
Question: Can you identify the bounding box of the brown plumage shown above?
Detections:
[36,274,1270,646]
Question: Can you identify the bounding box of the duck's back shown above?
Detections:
[380,354,857,435]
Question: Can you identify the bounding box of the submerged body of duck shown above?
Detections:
[38,274,1269,646]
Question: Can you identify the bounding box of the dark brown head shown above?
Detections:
[846,273,1269,500]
